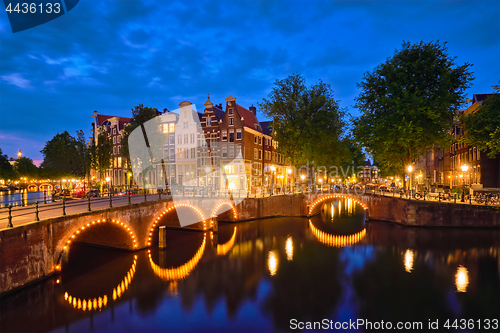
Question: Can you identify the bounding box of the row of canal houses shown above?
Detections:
[91,96,289,193]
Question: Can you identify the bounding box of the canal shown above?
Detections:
[0,198,498,332]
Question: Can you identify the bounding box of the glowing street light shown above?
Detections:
[407,165,413,196]
[461,164,469,202]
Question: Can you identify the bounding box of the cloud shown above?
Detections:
[1,73,32,89]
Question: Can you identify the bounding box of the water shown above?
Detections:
[1,198,498,332]
[0,190,53,208]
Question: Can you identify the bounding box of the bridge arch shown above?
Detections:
[148,204,207,246]
[27,183,38,191]
[39,183,53,191]
[211,201,237,220]
[148,233,206,280]
[309,219,366,247]
[62,255,137,311]
[309,194,368,216]
[56,219,139,268]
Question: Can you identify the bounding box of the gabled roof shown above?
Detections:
[95,114,131,128]
[473,94,497,104]
[212,105,225,121]
[236,104,261,131]
[259,121,273,136]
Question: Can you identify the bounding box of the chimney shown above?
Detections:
[249,105,256,116]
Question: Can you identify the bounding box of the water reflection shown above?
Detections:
[455,265,469,292]
[0,209,498,332]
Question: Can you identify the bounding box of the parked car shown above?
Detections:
[86,189,100,198]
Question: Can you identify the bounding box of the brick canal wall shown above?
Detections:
[1,194,498,295]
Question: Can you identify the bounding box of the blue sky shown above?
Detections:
[1,0,499,161]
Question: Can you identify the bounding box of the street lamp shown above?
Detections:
[106,176,111,196]
[270,166,276,195]
[407,166,413,197]
[287,168,292,193]
[460,164,468,202]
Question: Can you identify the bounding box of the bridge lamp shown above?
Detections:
[300,175,305,180]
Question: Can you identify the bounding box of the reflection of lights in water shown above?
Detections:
[330,204,334,222]
[338,200,341,215]
[286,237,293,261]
[211,202,237,220]
[308,195,368,215]
[149,234,206,280]
[268,251,278,276]
[63,255,136,311]
[404,249,414,273]
[455,266,469,293]
[168,280,178,296]
[309,220,366,247]
[217,227,237,255]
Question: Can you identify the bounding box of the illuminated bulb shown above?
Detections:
[456,266,469,293]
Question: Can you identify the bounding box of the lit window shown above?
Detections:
[163,124,169,133]
[169,123,175,132]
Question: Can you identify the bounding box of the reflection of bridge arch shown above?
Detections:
[62,256,137,311]
[309,194,368,216]
[211,202,237,220]
[217,227,237,255]
[148,204,207,246]
[56,219,138,267]
[309,220,366,247]
[148,233,206,280]
[39,183,53,191]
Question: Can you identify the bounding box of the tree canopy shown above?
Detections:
[88,130,113,182]
[40,131,87,178]
[15,157,38,179]
[353,40,474,176]
[121,104,159,170]
[260,74,348,168]
[0,149,17,181]
[460,83,500,159]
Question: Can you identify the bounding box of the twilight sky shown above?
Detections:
[0,0,499,161]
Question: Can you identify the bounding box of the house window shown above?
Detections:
[113,137,116,144]
[259,150,262,160]
[229,131,234,142]
[170,148,175,160]
[169,123,175,132]
[223,145,227,158]
[183,122,188,129]
[229,108,233,115]
[184,134,188,144]
[169,135,175,145]
[113,146,116,154]
[236,129,242,140]
[117,146,120,154]
[118,157,122,167]
[118,136,121,143]
[206,116,211,126]
[222,131,227,141]
[191,148,195,159]
[254,136,257,144]
[229,148,234,158]
[190,133,195,144]
[254,148,258,159]
[177,135,182,144]
[177,148,182,159]
[229,117,234,125]
[113,128,116,134]
[163,124,169,133]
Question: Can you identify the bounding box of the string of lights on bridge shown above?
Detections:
[308,194,368,216]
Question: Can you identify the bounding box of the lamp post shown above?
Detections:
[270,166,276,195]
[461,164,468,202]
[287,168,292,193]
[106,176,111,196]
[407,165,413,198]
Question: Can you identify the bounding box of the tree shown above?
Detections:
[40,131,82,178]
[15,157,38,179]
[353,41,474,177]
[88,130,113,188]
[260,74,347,168]
[74,130,89,179]
[0,149,17,181]
[121,104,159,172]
[460,83,500,159]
